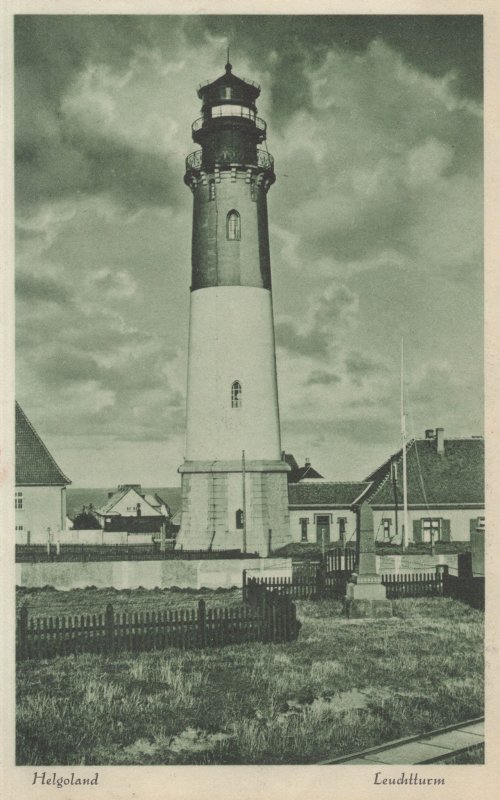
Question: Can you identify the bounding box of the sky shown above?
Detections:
[14,14,483,487]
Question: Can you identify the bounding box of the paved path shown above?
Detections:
[320,717,484,765]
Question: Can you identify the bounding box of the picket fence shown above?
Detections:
[17,593,300,661]
[15,544,259,563]
[244,568,444,601]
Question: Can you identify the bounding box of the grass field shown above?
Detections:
[17,586,242,617]
[16,590,484,765]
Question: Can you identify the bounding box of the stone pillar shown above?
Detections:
[344,502,392,618]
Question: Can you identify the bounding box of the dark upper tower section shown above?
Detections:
[185,63,275,292]
[185,62,274,178]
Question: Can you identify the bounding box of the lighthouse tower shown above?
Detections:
[176,60,291,556]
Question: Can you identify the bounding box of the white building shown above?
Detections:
[15,402,71,543]
[94,484,170,525]
[360,428,485,543]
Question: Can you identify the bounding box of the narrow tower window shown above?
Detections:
[226,210,241,240]
[231,380,242,408]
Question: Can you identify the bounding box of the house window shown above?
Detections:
[300,518,309,542]
[231,380,242,408]
[226,210,241,240]
[382,518,392,540]
[209,179,216,200]
[422,518,441,542]
[16,525,24,531]
[15,491,23,510]
[236,509,244,529]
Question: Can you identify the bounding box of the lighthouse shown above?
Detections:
[177,59,291,556]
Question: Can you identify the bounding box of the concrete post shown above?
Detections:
[344,502,392,618]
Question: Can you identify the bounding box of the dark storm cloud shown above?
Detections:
[307,370,342,386]
[281,415,394,446]
[275,320,328,358]
[15,15,187,211]
[345,351,387,384]
[201,15,482,127]
[15,271,70,305]
[276,283,357,356]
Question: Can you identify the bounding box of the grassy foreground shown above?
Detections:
[17,591,483,765]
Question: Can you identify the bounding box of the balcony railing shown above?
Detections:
[192,113,266,134]
[185,149,274,173]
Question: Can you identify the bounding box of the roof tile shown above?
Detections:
[15,402,71,486]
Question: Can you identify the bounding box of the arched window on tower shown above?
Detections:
[231,380,242,408]
[226,210,241,240]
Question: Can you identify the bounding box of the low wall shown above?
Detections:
[376,553,459,575]
[15,530,154,545]
[16,557,292,591]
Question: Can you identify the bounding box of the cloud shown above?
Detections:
[15,272,71,305]
[345,352,388,386]
[275,282,358,357]
[13,16,483,484]
[307,370,341,386]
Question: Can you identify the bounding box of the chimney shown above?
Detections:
[305,457,310,466]
[436,427,444,455]
[425,429,435,440]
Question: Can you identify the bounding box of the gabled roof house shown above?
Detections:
[15,401,71,541]
[359,428,484,543]
[94,484,170,524]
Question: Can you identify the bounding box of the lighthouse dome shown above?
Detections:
[197,61,260,111]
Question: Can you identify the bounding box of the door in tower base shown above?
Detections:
[316,516,331,546]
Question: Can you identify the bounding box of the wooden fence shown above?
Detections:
[244,568,445,601]
[17,594,300,661]
[243,569,352,601]
[380,572,443,599]
[15,544,259,563]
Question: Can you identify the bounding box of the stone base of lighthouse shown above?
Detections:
[177,460,291,556]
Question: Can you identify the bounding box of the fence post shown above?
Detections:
[316,564,326,598]
[18,606,28,660]
[105,603,114,654]
[242,569,247,602]
[436,563,448,596]
[267,529,272,557]
[197,599,206,648]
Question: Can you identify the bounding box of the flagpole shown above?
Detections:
[401,338,409,551]
[242,449,247,554]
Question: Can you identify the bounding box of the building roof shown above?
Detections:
[294,463,324,481]
[15,402,71,486]
[363,436,484,507]
[198,62,260,102]
[96,485,170,517]
[283,453,324,483]
[288,482,371,507]
[97,486,131,515]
